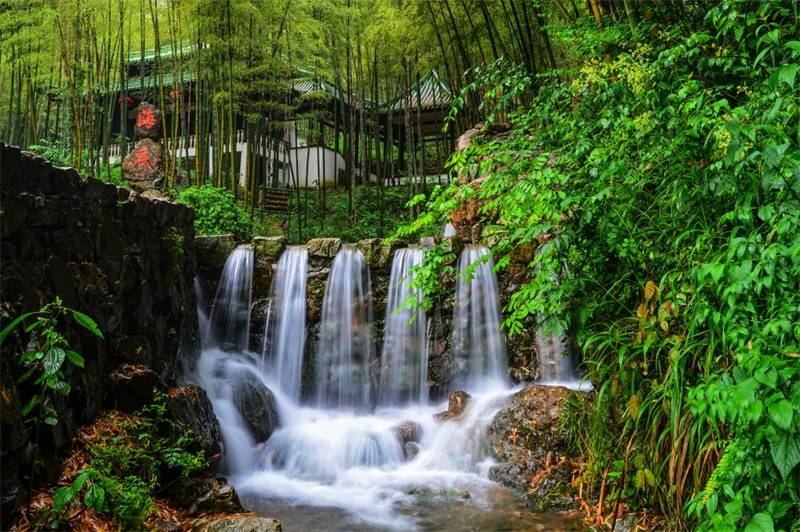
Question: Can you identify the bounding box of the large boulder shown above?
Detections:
[306,237,341,258]
[167,385,222,457]
[434,390,471,421]
[189,514,282,532]
[121,138,164,189]
[167,476,244,516]
[232,373,279,443]
[253,236,285,269]
[487,385,584,511]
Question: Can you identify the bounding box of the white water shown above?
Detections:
[315,245,375,410]
[262,246,308,401]
[193,242,549,529]
[452,246,509,390]
[380,247,428,406]
[233,387,514,529]
[205,245,253,351]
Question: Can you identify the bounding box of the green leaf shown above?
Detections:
[776,64,799,88]
[52,486,75,511]
[84,483,105,510]
[21,395,41,417]
[770,431,800,479]
[768,399,793,430]
[43,348,66,375]
[44,416,58,426]
[0,312,37,345]
[65,350,85,368]
[70,310,103,339]
[744,512,774,532]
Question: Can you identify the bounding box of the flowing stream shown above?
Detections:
[192,244,582,530]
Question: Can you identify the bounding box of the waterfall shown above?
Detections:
[263,246,308,401]
[452,246,508,390]
[380,247,428,406]
[191,244,567,530]
[535,328,577,383]
[315,245,375,410]
[206,245,253,351]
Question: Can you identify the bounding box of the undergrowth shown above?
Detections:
[395,1,800,529]
[46,393,205,529]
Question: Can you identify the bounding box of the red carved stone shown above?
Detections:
[121,138,164,190]
[134,102,161,140]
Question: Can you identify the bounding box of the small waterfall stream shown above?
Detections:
[262,246,308,401]
[205,245,253,350]
[452,246,508,389]
[380,247,428,406]
[315,245,374,410]
[191,242,580,529]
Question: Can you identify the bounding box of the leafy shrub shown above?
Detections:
[0,297,102,427]
[176,185,252,239]
[50,392,205,529]
[398,1,799,529]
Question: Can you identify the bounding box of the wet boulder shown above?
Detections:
[392,420,422,459]
[109,364,166,413]
[434,390,471,421]
[487,384,585,511]
[165,475,244,516]
[232,373,279,443]
[306,237,341,258]
[189,514,282,532]
[167,385,222,457]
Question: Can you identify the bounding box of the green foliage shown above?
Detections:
[176,185,253,239]
[397,1,800,529]
[269,185,414,242]
[27,140,125,186]
[27,140,72,167]
[0,297,102,427]
[50,392,205,529]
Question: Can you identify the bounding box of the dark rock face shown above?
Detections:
[487,385,582,511]
[167,385,222,457]
[435,390,471,421]
[109,364,167,413]
[232,373,279,443]
[0,143,197,523]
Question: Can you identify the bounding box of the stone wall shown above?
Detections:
[195,231,543,402]
[0,143,199,519]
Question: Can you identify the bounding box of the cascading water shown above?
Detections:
[452,246,508,389]
[315,245,374,410]
[190,243,578,530]
[262,246,308,401]
[380,247,428,406]
[535,327,577,383]
[205,245,253,351]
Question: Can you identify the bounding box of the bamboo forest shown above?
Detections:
[1,0,798,530]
